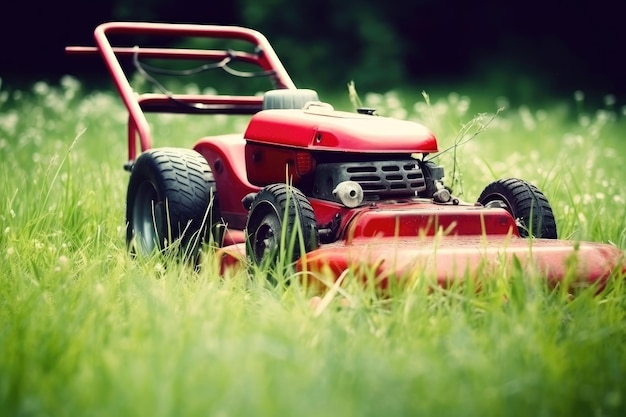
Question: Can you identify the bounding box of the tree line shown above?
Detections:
[1,0,623,99]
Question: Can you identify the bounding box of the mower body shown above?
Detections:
[66,22,625,289]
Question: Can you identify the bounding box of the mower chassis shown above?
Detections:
[66,22,626,291]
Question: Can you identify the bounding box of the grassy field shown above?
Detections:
[1,76,626,417]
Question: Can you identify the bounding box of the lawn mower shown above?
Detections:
[66,22,625,290]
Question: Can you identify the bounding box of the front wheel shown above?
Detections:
[245,183,319,269]
[126,147,222,262]
[477,178,557,239]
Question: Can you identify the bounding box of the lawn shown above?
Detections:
[1,76,625,417]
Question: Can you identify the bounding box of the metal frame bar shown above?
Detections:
[66,21,297,163]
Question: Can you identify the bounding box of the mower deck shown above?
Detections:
[217,223,625,290]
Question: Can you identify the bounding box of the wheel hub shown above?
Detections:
[133,180,163,255]
[251,210,281,262]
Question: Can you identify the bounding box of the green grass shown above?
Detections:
[1,77,626,417]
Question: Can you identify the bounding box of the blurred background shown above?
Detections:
[1,0,623,107]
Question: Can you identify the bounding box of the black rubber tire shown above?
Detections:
[126,147,221,262]
[478,178,557,239]
[245,183,319,268]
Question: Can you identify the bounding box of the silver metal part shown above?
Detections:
[433,180,451,203]
[332,180,364,208]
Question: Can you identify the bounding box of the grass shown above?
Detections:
[1,76,626,416]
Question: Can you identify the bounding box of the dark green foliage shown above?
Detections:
[2,0,624,102]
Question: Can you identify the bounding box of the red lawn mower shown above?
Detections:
[67,22,625,289]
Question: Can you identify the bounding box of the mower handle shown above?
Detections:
[66,21,297,164]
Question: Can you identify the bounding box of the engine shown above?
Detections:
[243,101,448,204]
[311,157,445,202]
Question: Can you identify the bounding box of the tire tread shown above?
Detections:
[478,178,557,239]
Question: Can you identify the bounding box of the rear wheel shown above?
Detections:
[245,183,318,269]
[126,147,221,262]
[478,178,557,239]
